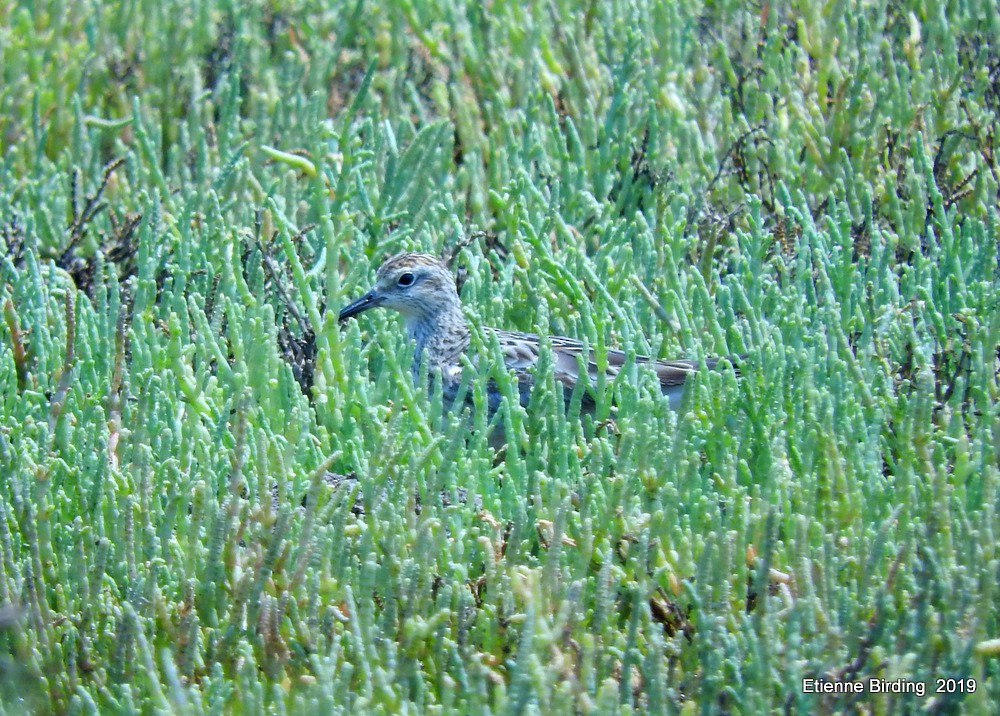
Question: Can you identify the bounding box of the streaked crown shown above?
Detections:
[375,252,450,280]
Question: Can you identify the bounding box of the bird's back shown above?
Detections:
[485,329,724,410]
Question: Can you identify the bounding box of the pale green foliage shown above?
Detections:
[0,0,998,713]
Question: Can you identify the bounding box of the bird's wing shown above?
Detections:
[490,329,710,396]
[489,329,544,387]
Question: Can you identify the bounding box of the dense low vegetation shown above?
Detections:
[1,0,998,712]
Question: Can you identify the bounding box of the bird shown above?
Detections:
[338,252,733,415]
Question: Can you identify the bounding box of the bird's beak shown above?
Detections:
[338,290,383,322]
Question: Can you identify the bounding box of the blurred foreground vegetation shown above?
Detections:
[1,0,999,712]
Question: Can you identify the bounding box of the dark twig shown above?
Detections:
[256,225,316,337]
[931,129,977,185]
[959,98,1000,201]
[62,158,126,260]
[686,125,770,232]
[831,540,907,684]
[442,230,485,270]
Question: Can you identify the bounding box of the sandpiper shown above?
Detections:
[339,252,732,413]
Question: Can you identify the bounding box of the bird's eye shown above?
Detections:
[397,272,415,287]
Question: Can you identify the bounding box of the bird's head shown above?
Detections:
[338,252,460,324]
